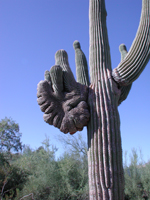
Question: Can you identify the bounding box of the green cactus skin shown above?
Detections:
[55,49,76,92]
[118,44,132,105]
[37,0,150,199]
[73,40,90,86]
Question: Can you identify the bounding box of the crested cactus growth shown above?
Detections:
[37,0,149,199]
[37,50,90,134]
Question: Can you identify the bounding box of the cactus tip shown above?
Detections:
[50,65,62,73]
[44,70,51,81]
[73,40,81,50]
[55,49,68,60]
[45,70,49,75]
[119,44,127,52]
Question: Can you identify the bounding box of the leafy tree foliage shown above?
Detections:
[0,117,28,200]
[124,149,150,200]
[57,152,88,200]
[0,117,23,153]
[1,118,150,200]
[0,152,29,200]
[14,141,58,199]
[14,135,88,200]
[58,133,87,155]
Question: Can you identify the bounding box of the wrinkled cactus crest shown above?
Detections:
[37,0,150,199]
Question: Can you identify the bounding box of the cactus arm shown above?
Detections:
[119,44,128,61]
[118,44,132,105]
[73,40,90,86]
[55,49,76,92]
[112,0,150,86]
[118,84,132,105]
[44,70,51,82]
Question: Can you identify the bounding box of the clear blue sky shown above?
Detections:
[0,0,150,162]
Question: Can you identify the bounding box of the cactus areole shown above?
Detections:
[37,0,150,199]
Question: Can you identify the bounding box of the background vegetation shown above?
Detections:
[0,117,150,199]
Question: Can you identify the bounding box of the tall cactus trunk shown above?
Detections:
[87,0,124,199]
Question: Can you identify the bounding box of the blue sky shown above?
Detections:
[0,0,150,162]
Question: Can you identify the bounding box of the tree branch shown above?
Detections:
[20,193,34,200]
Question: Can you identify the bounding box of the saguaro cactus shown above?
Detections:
[37,0,150,199]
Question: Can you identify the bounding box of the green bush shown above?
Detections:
[124,149,149,200]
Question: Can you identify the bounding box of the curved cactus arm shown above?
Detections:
[118,44,132,105]
[112,0,150,86]
[118,84,132,105]
[73,40,90,86]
